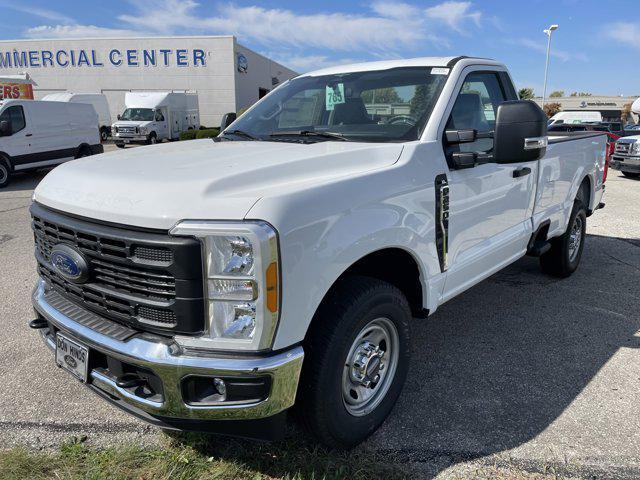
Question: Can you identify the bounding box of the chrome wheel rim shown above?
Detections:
[568,215,583,262]
[342,317,399,417]
[0,165,7,184]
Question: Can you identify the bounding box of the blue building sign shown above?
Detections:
[0,48,207,69]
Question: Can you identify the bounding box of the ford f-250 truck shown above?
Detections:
[611,133,640,178]
[29,56,607,448]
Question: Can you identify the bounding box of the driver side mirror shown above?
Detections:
[0,120,10,137]
[493,100,547,163]
[220,112,237,130]
[117,114,122,121]
[445,100,547,169]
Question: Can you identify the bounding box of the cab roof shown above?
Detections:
[301,56,502,77]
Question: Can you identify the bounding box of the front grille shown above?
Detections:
[31,203,204,336]
[118,126,137,135]
[615,142,633,154]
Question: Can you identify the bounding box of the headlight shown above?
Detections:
[170,221,279,351]
[632,142,640,154]
[139,127,147,135]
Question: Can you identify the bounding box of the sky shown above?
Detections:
[0,0,638,96]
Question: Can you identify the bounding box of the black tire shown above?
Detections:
[147,133,158,145]
[540,201,587,277]
[296,276,411,449]
[75,145,92,159]
[116,143,126,149]
[0,157,11,188]
[622,171,640,179]
[100,128,109,142]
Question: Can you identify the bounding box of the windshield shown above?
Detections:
[228,67,448,143]
[120,108,154,121]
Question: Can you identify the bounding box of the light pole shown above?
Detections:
[542,24,559,109]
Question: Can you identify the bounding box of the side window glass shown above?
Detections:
[0,106,25,135]
[155,111,165,122]
[446,72,506,153]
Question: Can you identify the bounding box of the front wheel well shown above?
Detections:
[317,248,425,322]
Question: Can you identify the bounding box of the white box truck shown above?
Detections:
[0,99,102,188]
[41,93,112,142]
[112,92,200,147]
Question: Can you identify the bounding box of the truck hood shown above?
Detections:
[34,139,403,230]
[618,135,640,143]
[113,120,152,128]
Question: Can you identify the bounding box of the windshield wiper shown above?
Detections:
[269,130,348,141]
[222,129,260,141]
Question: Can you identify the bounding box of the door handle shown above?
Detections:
[513,167,531,178]
[25,133,33,137]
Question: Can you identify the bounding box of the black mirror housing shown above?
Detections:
[493,101,547,163]
[445,129,477,144]
[117,114,122,120]
[0,120,10,136]
[220,112,237,130]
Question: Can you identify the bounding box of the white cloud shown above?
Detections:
[603,22,640,50]
[0,2,74,24]
[516,38,587,62]
[425,1,481,32]
[26,25,138,39]
[22,1,484,55]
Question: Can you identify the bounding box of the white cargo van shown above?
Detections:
[42,93,112,142]
[0,99,102,188]
[112,92,199,147]
[548,110,602,126]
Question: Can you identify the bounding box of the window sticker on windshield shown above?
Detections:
[326,83,345,111]
[431,67,450,75]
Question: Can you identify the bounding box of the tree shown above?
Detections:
[549,90,564,98]
[543,102,562,118]
[621,103,633,123]
[361,88,402,104]
[518,88,535,100]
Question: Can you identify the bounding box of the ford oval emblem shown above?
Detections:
[64,354,77,369]
[50,244,90,284]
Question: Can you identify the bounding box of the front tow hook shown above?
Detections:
[29,318,48,329]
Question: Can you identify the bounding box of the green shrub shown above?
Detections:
[195,128,220,139]
[179,130,197,141]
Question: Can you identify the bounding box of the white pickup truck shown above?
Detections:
[29,56,606,448]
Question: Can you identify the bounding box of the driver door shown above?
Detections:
[442,71,538,301]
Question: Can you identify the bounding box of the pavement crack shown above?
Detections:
[603,251,640,273]
[0,203,31,214]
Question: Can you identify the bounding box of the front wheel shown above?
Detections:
[540,201,587,277]
[147,133,158,145]
[297,276,411,449]
[0,158,11,188]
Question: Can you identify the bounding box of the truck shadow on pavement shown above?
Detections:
[174,233,640,479]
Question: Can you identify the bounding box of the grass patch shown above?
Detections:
[0,433,406,480]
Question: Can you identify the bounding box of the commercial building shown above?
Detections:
[534,96,640,123]
[0,36,297,127]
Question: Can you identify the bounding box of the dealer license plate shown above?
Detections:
[55,333,89,383]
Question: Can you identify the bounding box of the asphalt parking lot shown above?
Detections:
[1,152,639,478]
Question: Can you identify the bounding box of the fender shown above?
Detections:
[248,143,447,350]
[0,152,13,171]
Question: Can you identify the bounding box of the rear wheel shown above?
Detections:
[75,145,92,159]
[0,158,11,188]
[540,201,587,277]
[116,143,126,149]
[622,171,640,179]
[99,127,109,142]
[297,276,411,449]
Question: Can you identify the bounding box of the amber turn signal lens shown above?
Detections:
[266,262,278,313]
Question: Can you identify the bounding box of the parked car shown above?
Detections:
[112,92,199,147]
[611,133,640,178]
[42,92,112,142]
[0,99,102,188]
[29,56,606,448]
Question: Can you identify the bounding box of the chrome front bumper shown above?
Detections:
[32,280,304,424]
